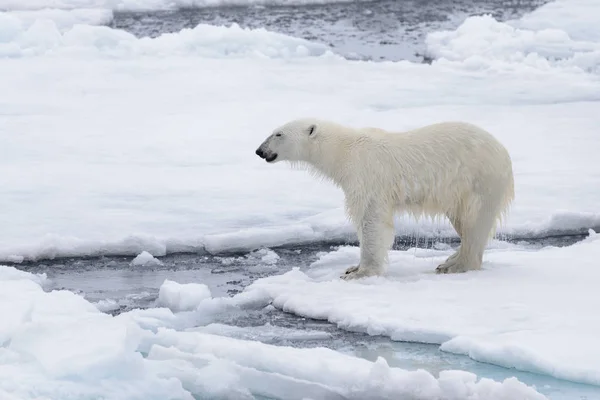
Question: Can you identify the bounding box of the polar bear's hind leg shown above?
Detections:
[436,184,509,274]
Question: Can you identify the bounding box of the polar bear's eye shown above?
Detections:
[275,133,282,137]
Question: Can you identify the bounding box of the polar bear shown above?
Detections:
[255,118,514,280]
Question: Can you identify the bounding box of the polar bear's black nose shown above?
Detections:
[256,148,265,158]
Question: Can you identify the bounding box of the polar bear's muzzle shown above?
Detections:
[255,146,278,163]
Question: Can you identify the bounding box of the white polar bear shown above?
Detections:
[255,118,514,280]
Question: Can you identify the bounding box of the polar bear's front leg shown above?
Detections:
[341,224,362,276]
[341,204,394,280]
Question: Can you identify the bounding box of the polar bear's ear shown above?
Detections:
[307,124,317,137]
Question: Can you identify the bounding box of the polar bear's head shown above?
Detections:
[255,119,319,164]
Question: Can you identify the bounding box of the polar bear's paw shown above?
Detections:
[340,266,359,280]
[435,256,470,274]
[342,265,359,275]
[340,265,379,280]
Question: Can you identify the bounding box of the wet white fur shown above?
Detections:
[256,118,515,279]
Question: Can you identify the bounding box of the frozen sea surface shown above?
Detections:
[13,234,598,400]
[110,0,548,61]
[1,0,600,398]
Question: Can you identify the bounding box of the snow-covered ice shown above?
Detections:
[0,264,549,399]
[0,14,329,58]
[241,230,600,386]
[147,328,548,400]
[1,0,599,396]
[510,0,600,41]
[3,8,114,31]
[157,279,211,312]
[426,8,600,74]
[0,3,599,261]
[94,297,121,312]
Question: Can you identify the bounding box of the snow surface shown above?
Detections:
[241,230,600,386]
[426,9,600,74]
[4,8,114,31]
[0,264,549,399]
[511,0,600,41]
[0,14,328,58]
[157,279,212,312]
[0,0,599,261]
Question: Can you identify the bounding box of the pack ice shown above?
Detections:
[0,0,599,398]
[1,264,551,399]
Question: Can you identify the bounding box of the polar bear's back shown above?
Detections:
[345,121,514,218]
[397,121,510,172]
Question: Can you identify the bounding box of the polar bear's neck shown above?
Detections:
[304,126,359,191]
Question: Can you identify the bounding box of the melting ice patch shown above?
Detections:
[131,250,164,266]
[0,264,549,399]
[190,322,332,341]
[157,279,212,312]
[240,230,600,386]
